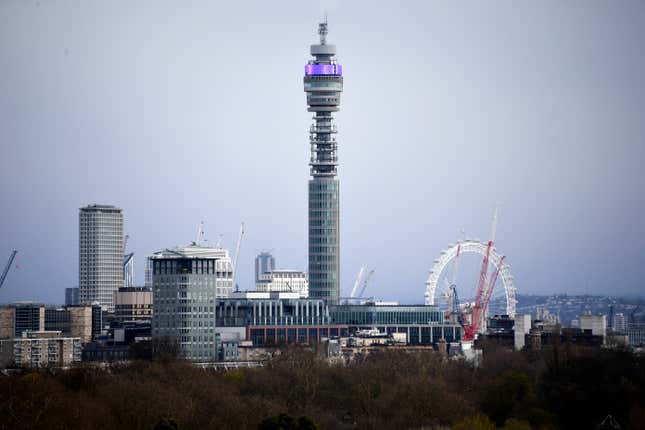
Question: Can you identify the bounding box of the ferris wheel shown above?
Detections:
[423,212,517,340]
[424,239,516,315]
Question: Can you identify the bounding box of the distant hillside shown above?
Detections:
[488,294,645,326]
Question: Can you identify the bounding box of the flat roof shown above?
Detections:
[152,245,230,260]
[80,204,122,212]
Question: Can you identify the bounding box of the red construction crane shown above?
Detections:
[464,240,493,340]
[463,208,500,341]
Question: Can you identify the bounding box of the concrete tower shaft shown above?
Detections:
[305,21,342,304]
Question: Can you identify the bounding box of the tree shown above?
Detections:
[452,415,496,430]
[257,414,319,430]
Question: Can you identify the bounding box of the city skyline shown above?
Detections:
[2,1,645,305]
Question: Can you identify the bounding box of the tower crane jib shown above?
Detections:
[232,222,245,289]
[0,250,18,289]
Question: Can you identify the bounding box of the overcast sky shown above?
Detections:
[1,1,644,305]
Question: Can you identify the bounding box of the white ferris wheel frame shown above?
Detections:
[424,240,517,317]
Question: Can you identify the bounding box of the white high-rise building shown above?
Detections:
[79,205,124,311]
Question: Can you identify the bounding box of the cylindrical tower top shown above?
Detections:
[304,20,343,177]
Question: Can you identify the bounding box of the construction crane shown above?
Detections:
[357,269,375,299]
[350,266,366,299]
[231,222,245,289]
[189,221,205,246]
[465,207,498,341]
[448,285,465,325]
[481,256,505,320]
[0,250,18,289]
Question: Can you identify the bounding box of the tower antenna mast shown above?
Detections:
[319,14,328,44]
[304,19,343,304]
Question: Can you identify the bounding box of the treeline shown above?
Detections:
[0,344,644,429]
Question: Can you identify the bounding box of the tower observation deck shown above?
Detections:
[304,20,343,304]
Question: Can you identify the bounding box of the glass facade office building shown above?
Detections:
[330,304,462,344]
[215,299,462,346]
[330,305,444,326]
[216,298,330,327]
[151,246,234,361]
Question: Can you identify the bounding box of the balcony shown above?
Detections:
[310,124,337,133]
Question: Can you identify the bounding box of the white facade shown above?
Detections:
[613,313,626,333]
[580,314,607,339]
[229,291,301,300]
[255,270,309,298]
[79,205,124,311]
[514,314,532,351]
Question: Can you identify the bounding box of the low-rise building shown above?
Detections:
[627,323,645,347]
[328,304,461,344]
[12,331,81,368]
[45,306,95,343]
[487,314,514,333]
[0,303,45,338]
[0,304,102,344]
[0,306,16,339]
[256,270,309,298]
[514,314,532,350]
[580,314,606,341]
[114,287,153,323]
[254,252,308,297]
[215,300,461,348]
[14,303,45,337]
[523,325,603,351]
[613,313,626,334]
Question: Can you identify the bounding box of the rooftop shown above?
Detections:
[152,245,230,260]
[80,204,122,212]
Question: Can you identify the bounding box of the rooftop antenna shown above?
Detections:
[195,221,205,246]
[232,222,245,289]
[318,14,328,45]
[490,205,499,244]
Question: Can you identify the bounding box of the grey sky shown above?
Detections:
[1,1,644,304]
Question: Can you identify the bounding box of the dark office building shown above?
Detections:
[14,303,44,337]
[329,304,462,344]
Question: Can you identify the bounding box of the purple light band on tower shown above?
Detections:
[304,64,343,76]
